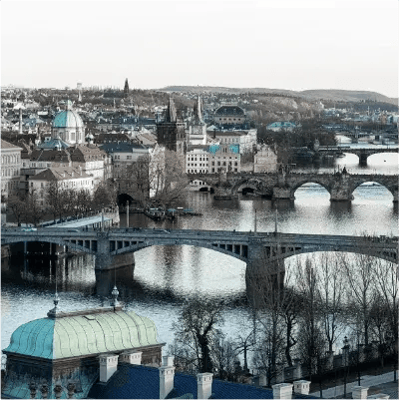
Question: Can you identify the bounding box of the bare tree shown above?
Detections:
[372,258,398,352]
[295,256,326,377]
[24,189,46,226]
[46,181,64,222]
[339,251,378,346]
[316,252,346,353]
[7,189,27,226]
[171,298,225,373]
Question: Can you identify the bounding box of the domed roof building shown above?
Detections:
[51,100,85,145]
[1,290,164,399]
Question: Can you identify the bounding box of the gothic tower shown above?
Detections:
[156,97,186,154]
[124,78,130,98]
[187,96,206,145]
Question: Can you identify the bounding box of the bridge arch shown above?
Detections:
[277,246,398,264]
[349,179,397,201]
[110,239,249,263]
[231,178,272,197]
[1,237,94,255]
[290,179,331,200]
[117,193,135,206]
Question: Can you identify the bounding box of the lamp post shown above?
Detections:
[343,336,349,399]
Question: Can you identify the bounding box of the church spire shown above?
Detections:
[193,95,204,124]
[166,97,177,123]
[124,78,130,97]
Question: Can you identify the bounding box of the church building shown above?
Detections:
[156,97,186,155]
[51,100,85,145]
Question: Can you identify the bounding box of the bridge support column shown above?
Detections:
[95,234,136,271]
[330,175,354,201]
[330,188,353,202]
[213,185,237,200]
[245,237,285,308]
[359,153,368,166]
[272,187,294,201]
[393,189,398,203]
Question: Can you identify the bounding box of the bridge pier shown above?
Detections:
[330,174,354,201]
[213,185,238,200]
[330,188,354,202]
[393,189,398,203]
[272,187,294,201]
[94,234,136,271]
[359,153,368,166]
[245,236,286,307]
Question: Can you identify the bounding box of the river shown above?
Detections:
[1,150,398,358]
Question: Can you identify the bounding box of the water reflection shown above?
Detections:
[2,170,398,356]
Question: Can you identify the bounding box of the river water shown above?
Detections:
[1,150,398,358]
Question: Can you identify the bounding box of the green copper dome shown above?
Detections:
[3,309,159,360]
[52,109,84,129]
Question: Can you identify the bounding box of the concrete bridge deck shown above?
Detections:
[2,228,398,270]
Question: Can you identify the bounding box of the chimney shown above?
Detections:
[159,356,175,399]
[119,351,142,365]
[352,386,369,399]
[19,108,23,134]
[293,380,311,395]
[272,383,293,399]
[197,372,213,399]
[99,354,119,382]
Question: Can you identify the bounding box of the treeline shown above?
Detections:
[257,119,337,164]
[6,180,117,226]
[168,250,398,387]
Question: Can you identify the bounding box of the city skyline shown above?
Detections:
[1,0,399,98]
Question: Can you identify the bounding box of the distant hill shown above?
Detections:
[160,86,398,106]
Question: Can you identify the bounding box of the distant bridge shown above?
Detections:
[317,145,399,165]
[186,171,398,202]
[2,228,398,271]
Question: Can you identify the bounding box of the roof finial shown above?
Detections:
[111,285,119,308]
[47,291,61,318]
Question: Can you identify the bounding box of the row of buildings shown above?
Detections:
[1,95,277,205]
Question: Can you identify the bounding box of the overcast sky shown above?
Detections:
[1,0,398,97]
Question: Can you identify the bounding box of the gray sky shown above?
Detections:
[1,0,398,97]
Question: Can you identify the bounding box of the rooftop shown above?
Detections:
[3,307,161,360]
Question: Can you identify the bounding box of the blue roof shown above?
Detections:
[3,318,55,358]
[88,364,276,399]
[53,110,84,128]
[3,310,160,360]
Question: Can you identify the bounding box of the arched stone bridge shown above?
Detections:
[317,145,398,166]
[187,171,399,202]
[2,228,398,271]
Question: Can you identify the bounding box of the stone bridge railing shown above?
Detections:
[1,228,398,270]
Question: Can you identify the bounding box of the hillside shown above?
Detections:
[160,86,398,106]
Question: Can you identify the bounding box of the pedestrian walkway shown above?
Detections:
[310,371,398,398]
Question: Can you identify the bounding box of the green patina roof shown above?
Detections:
[52,109,84,129]
[3,309,159,360]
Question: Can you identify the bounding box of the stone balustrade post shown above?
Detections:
[54,383,63,399]
[29,382,37,399]
[352,385,369,399]
[40,383,49,399]
[293,359,302,380]
[342,345,350,367]
[67,382,75,399]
